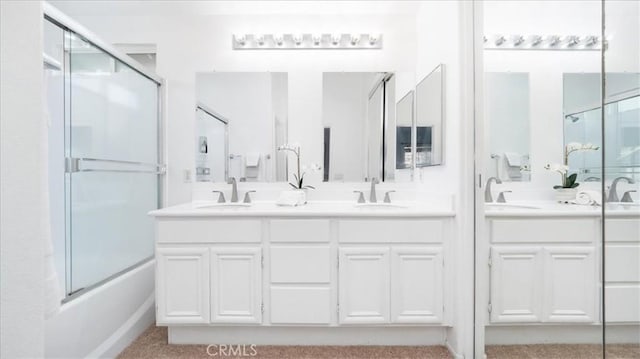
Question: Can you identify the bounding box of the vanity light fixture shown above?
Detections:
[369,34,379,46]
[530,35,543,46]
[484,33,600,51]
[232,33,383,50]
[512,35,525,46]
[331,34,342,46]
[274,34,284,46]
[547,35,561,46]
[565,35,580,47]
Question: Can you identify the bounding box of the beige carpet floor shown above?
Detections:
[119,325,640,359]
[118,326,453,359]
[486,344,640,359]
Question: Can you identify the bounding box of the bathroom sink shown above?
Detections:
[194,202,252,209]
[485,203,541,210]
[354,203,408,209]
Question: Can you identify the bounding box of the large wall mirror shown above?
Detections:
[484,72,531,182]
[195,70,445,183]
[415,64,445,167]
[563,73,640,182]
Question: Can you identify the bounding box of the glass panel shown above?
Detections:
[68,33,159,293]
[479,1,604,358]
[44,19,66,298]
[367,83,384,181]
[415,65,444,167]
[604,0,640,356]
[69,34,157,164]
[70,172,157,290]
[195,108,227,183]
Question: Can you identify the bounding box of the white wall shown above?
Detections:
[0,1,46,358]
[48,5,418,204]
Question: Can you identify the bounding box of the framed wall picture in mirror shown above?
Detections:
[484,72,531,182]
[195,72,288,182]
[415,64,445,167]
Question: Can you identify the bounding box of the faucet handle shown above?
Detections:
[243,190,256,204]
[621,190,637,203]
[384,190,396,203]
[497,190,512,203]
[212,190,226,203]
[353,191,366,204]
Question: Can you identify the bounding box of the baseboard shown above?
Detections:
[88,293,155,358]
[445,340,464,359]
[168,326,447,346]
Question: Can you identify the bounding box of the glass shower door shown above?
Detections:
[67,33,161,293]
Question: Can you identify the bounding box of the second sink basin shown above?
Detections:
[194,202,252,209]
[485,203,541,210]
[354,203,408,209]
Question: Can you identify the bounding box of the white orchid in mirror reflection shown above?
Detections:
[277,143,322,190]
[545,142,600,189]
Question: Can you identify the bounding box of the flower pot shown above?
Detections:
[555,188,578,203]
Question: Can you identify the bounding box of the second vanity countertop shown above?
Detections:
[149,200,456,218]
[485,201,640,218]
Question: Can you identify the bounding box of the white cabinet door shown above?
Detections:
[210,247,262,323]
[156,247,210,324]
[390,247,443,323]
[339,247,390,324]
[543,247,596,323]
[490,246,542,323]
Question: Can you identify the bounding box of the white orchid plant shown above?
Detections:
[277,143,322,190]
[545,142,600,189]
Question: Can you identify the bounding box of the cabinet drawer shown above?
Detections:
[270,219,330,243]
[338,219,443,243]
[270,287,331,324]
[605,218,640,242]
[606,245,640,282]
[157,219,261,243]
[270,246,331,283]
[490,219,598,244]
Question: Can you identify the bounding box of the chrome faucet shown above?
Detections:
[607,176,635,202]
[228,177,239,203]
[369,178,379,203]
[622,190,637,203]
[485,177,503,203]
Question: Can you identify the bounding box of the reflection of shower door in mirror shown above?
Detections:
[66,32,162,295]
[196,106,228,183]
[367,82,384,181]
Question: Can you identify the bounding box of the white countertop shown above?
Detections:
[149,200,456,218]
[485,201,640,218]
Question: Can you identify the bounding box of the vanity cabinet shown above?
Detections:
[488,218,599,324]
[156,247,210,324]
[154,215,452,330]
[210,247,262,324]
[339,247,390,324]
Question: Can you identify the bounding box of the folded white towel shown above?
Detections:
[276,190,306,207]
[573,190,602,206]
[245,153,261,167]
[504,152,522,167]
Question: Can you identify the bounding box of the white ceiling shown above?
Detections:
[48,1,422,17]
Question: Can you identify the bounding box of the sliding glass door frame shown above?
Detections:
[44,3,165,301]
